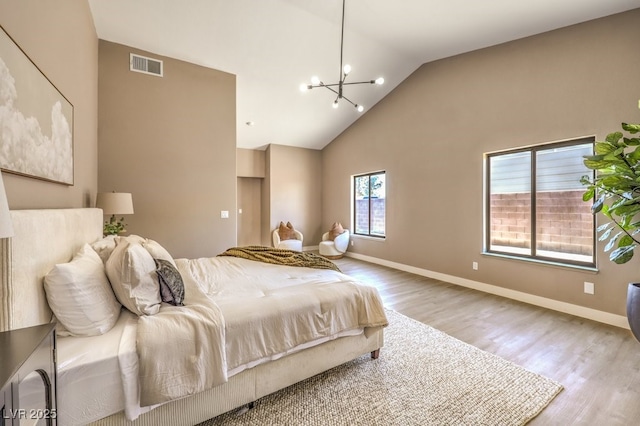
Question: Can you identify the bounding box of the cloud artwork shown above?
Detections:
[0,56,73,184]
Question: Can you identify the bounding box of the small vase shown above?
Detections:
[626,283,640,342]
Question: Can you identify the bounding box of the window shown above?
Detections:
[486,138,595,267]
[354,171,385,237]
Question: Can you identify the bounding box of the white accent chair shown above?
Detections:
[319,229,350,259]
[272,229,304,252]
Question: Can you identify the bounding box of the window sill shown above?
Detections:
[352,234,386,242]
[482,251,598,273]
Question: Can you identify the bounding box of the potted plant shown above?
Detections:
[581,112,640,340]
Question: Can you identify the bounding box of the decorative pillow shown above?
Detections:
[278,221,297,240]
[90,235,117,264]
[143,239,176,267]
[124,234,146,245]
[329,222,345,241]
[91,234,146,264]
[105,239,161,316]
[155,259,185,306]
[44,244,122,336]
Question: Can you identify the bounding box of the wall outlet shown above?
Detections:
[472,261,478,271]
[584,281,595,295]
[350,239,354,247]
[220,210,229,219]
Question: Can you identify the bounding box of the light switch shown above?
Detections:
[221,210,229,219]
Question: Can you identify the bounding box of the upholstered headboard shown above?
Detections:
[0,208,103,332]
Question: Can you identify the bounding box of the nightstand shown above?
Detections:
[0,323,57,425]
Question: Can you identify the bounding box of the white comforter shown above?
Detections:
[121,256,388,420]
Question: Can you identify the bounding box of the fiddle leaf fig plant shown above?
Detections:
[581,119,640,264]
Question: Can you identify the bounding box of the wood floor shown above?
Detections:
[333,256,640,425]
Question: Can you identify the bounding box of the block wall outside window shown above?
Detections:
[355,199,385,236]
[490,190,593,256]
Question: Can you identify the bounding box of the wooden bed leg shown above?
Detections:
[236,402,255,416]
[371,349,380,359]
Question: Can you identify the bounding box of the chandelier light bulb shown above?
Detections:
[332,100,339,109]
[300,83,308,92]
[343,64,351,75]
[311,76,320,85]
[356,104,364,112]
[375,77,384,85]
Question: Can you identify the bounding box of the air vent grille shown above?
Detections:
[130,53,163,77]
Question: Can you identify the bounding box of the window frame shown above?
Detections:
[353,171,386,238]
[484,137,596,268]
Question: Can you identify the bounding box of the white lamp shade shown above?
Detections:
[96,192,134,215]
[0,172,14,238]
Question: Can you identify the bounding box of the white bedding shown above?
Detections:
[180,257,388,371]
[121,256,388,421]
[55,309,135,425]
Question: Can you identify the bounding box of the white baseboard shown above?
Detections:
[346,252,629,330]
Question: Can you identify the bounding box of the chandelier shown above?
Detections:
[300,0,384,112]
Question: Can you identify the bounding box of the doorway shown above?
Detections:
[237,177,262,246]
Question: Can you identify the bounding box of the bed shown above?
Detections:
[0,208,386,425]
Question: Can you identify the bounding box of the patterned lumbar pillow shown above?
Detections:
[155,258,185,306]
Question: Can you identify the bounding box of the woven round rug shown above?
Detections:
[198,309,562,425]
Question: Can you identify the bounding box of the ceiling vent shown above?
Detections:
[130,53,163,77]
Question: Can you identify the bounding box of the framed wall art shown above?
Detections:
[0,25,74,185]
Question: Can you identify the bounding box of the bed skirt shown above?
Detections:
[90,326,384,426]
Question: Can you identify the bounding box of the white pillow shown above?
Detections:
[106,239,161,316]
[91,235,117,264]
[91,234,148,264]
[44,244,122,336]
[143,238,176,267]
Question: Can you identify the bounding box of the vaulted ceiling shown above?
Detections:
[89,0,640,150]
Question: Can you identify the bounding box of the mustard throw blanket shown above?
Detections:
[219,246,341,272]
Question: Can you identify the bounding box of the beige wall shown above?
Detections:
[322,9,640,316]
[237,148,265,178]
[266,144,322,246]
[98,41,236,259]
[0,1,98,208]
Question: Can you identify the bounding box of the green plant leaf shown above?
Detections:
[619,235,635,247]
[592,195,606,214]
[610,244,635,264]
[580,175,594,185]
[594,142,618,155]
[628,145,640,163]
[599,227,613,241]
[584,155,613,170]
[604,231,622,252]
[625,137,640,146]
[606,131,624,145]
[622,123,640,134]
[597,222,612,232]
[583,187,595,202]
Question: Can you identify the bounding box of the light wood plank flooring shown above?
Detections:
[333,256,640,425]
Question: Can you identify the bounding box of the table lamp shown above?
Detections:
[95,192,134,235]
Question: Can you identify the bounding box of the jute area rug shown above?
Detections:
[199,310,562,425]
